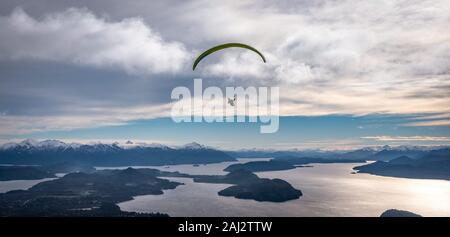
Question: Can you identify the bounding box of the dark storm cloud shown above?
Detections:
[0,60,202,116]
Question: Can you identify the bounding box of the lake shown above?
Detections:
[115,159,450,217]
[0,173,64,193]
[0,178,56,193]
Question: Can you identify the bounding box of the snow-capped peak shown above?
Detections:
[0,139,82,150]
[146,143,170,149]
[357,146,384,152]
[0,139,200,151]
[37,139,68,148]
[0,139,39,149]
[118,140,169,149]
[21,138,39,147]
[181,142,206,150]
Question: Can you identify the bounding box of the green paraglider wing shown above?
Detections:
[192,43,266,71]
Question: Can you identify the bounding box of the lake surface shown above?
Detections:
[0,178,57,193]
[116,159,450,217]
[0,173,64,193]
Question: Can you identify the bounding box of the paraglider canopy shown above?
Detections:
[192,43,266,70]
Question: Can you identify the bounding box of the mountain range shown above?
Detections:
[0,139,235,166]
[354,148,450,180]
[1,139,449,168]
[227,145,449,161]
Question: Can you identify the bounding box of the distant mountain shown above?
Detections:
[337,147,381,160]
[228,145,449,162]
[387,156,415,165]
[227,149,345,159]
[364,145,430,161]
[42,161,96,174]
[274,156,366,165]
[1,139,82,150]
[0,162,96,180]
[421,148,450,161]
[0,139,235,166]
[0,166,55,181]
[224,160,296,172]
[353,148,450,180]
[331,145,444,161]
[2,139,448,167]
[179,142,207,150]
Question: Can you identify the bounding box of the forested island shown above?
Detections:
[0,168,183,216]
[0,165,302,216]
[193,169,302,202]
[223,156,365,173]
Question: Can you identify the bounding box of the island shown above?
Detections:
[223,156,366,173]
[193,168,260,184]
[0,165,303,215]
[224,160,296,172]
[380,209,422,217]
[193,169,302,202]
[0,167,182,216]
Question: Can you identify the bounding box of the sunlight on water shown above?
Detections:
[403,180,450,212]
[117,159,450,217]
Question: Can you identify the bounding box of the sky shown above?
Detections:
[0,0,449,149]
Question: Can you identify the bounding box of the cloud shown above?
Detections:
[186,0,450,116]
[362,136,450,142]
[0,103,173,135]
[0,8,190,74]
[403,120,450,127]
[409,113,450,120]
[273,138,366,150]
[0,1,449,137]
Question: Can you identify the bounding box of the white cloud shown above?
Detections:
[0,103,173,135]
[190,0,450,115]
[403,120,450,127]
[0,1,450,136]
[362,136,450,142]
[0,8,190,74]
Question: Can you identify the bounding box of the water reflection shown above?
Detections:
[117,159,450,217]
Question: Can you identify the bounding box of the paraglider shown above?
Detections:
[228,94,236,106]
[192,43,266,71]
